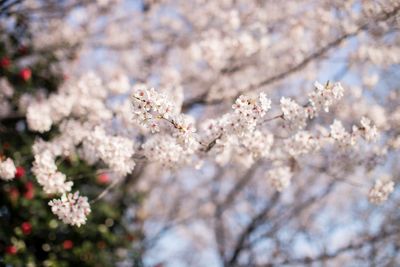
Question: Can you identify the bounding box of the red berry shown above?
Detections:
[5,245,17,255]
[0,57,10,68]
[15,166,25,179]
[19,68,31,81]
[24,190,34,200]
[21,222,32,235]
[63,240,73,250]
[97,173,109,184]
[24,182,35,200]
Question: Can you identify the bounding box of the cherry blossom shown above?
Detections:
[368,177,395,204]
[49,192,91,227]
[0,158,16,181]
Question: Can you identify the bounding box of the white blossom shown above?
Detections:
[359,117,379,142]
[1,1,397,263]
[107,73,130,94]
[267,166,293,192]
[85,127,136,176]
[213,130,274,167]
[329,120,355,147]
[26,103,53,133]
[32,150,73,194]
[232,93,271,130]
[241,130,274,159]
[42,172,73,195]
[48,93,74,123]
[363,73,379,89]
[330,120,348,140]
[285,131,320,156]
[59,119,88,145]
[213,135,239,166]
[368,177,395,204]
[172,114,199,151]
[131,86,175,133]
[280,97,307,129]
[0,158,16,181]
[0,98,12,118]
[49,192,91,227]
[142,134,187,169]
[0,78,14,98]
[309,81,344,114]
[73,72,107,99]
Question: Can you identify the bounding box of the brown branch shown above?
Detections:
[227,192,281,266]
[216,162,261,216]
[247,181,336,249]
[228,181,336,267]
[201,114,283,153]
[182,5,400,111]
[267,228,399,266]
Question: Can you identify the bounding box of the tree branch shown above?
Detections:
[182,5,400,111]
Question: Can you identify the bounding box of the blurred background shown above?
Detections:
[1,0,400,266]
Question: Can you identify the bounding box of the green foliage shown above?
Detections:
[0,14,143,267]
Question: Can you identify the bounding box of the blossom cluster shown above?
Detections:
[142,135,187,169]
[49,192,91,227]
[280,81,344,130]
[2,3,400,265]
[132,86,197,146]
[24,72,139,225]
[309,81,344,114]
[280,97,308,130]
[329,118,379,148]
[32,150,73,194]
[131,87,175,133]
[231,93,272,131]
[0,78,14,118]
[0,158,16,181]
[132,86,199,167]
[131,80,381,179]
[280,116,379,160]
[84,127,135,176]
[25,72,110,133]
[267,166,293,192]
[212,130,274,167]
[368,177,395,204]
[284,131,320,156]
[12,71,391,227]
[199,93,272,167]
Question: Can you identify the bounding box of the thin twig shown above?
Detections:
[90,176,124,204]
